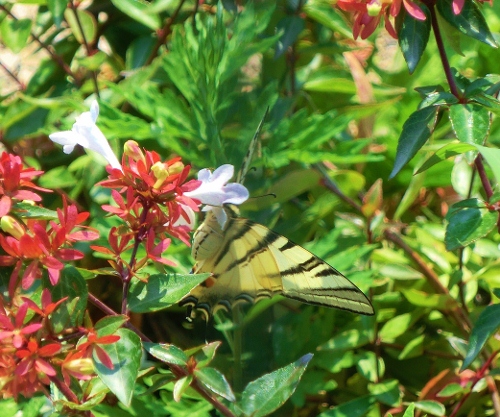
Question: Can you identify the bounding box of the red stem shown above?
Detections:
[427,3,463,100]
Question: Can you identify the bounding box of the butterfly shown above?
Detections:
[180,111,374,321]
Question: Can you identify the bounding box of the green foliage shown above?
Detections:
[2,0,500,416]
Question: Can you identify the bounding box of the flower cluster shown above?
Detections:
[0,289,116,399]
[0,99,250,405]
[336,0,494,40]
[0,152,50,217]
[50,101,248,282]
[0,200,99,292]
[336,0,426,39]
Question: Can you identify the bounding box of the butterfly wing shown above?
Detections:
[181,210,283,320]
[180,210,374,319]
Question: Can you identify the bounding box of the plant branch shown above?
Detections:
[428,4,462,100]
[383,230,471,334]
[68,0,100,97]
[144,0,188,66]
[0,61,25,90]
[314,163,362,212]
[87,293,235,417]
[0,5,79,84]
[475,154,493,200]
[49,374,80,403]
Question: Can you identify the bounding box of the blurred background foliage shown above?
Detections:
[1,0,500,416]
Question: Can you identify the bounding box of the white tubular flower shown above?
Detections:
[185,164,249,228]
[49,101,122,171]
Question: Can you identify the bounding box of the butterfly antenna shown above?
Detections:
[236,107,270,184]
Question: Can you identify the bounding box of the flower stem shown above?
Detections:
[428,3,463,100]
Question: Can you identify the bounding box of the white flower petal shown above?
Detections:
[207,206,228,229]
[49,101,122,172]
[221,183,249,205]
[209,164,234,185]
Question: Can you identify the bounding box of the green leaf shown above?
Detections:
[128,273,211,313]
[47,0,67,27]
[449,103,491,144]
[319,326,372,351]
[240,353,313,417]
[461,303,500,370]
[398,4,431,73]
[437,0,497,47]
[275,16,305,58]
[194,367,235,402]
[390,106,438,178]
[379,313,414,341]
[64,9,97,44]
[95,315,129,336]
[368,379,400,407]
[420,91,459,107]
[318,395,375,417]
[399,334,425,359]
[13,202,58,220]
[417,142,476,174]
[402,289,458,310]
[49,266,88,330]
[38,166,78,189]
[474,144,500,185]
[0,18,32,53]
[94,328,142,406]
[402,403,416,417]
[185,341,221,368]
[173,375,192,402]
[445,205,498,250]
[126,36,156,70]
[437,382,466,397]
[109,0,161,30]
[414,400,446,416]
[143,342,188,366]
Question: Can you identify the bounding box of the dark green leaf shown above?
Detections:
[420,91,459,107]
[318,395,375,417]
[390,106,438,178]
[461,304,500,370]
[143,342,188,366]
[437,0,497,47]
[368,379,400,407]
[449,103,490,144]
[128,273,211,313]
[50,266,88,330]
[240,353,312,417]
[194,367,235,402]
[275,16,305,58]
[445,206,498,250]
[94,328,142,406]
[126,36,156,70]
[399,335,425,359]
[398,4,431,73]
